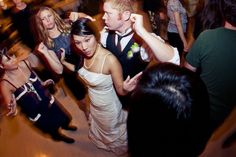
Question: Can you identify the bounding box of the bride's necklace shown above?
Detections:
[84,45,100,69]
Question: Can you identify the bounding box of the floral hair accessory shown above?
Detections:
[127,42,140,59]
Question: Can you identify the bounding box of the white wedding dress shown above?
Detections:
[78,53,128,155]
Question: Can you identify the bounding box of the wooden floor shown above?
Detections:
[0,81,236,157]
[0,84,128,157]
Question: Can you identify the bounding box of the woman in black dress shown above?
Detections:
[0,48,77,143]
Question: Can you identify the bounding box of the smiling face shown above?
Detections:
[73,34,98,58]
[39,9,56,30]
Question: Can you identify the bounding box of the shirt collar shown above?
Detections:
[115,28,133,36]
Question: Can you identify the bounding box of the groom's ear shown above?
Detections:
[122,11,131,21]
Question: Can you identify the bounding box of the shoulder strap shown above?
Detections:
[23,60,38,79]
[23,60,32,72]
[100,53,112,74]
[0,79,17,89]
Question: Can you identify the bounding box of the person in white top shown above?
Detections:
[61,18,142,155]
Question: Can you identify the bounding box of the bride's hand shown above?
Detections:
[123,72,142,92]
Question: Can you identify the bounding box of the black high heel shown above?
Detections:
[62,125,77,131]
[52,132,75,143]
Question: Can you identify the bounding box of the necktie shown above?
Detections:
[116,31,134,51]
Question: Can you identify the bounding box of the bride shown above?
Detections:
[60,18,142,155]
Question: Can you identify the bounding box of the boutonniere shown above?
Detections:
[127,42,140,59]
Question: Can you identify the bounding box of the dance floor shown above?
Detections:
[0,80,235,157]
[0,85,128,157]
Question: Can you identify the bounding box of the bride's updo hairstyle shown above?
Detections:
[71,18,100,41]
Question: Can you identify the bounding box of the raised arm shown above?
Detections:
[130,13,179,64]
[59,48,76,72]
[36,42,63,74]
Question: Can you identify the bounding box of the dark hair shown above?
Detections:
[0,47,8,77]
[71,18,99,40]
[0,47,7,64]
[127,63,210,157]
[221,0,236,26]
[201,0,223,30]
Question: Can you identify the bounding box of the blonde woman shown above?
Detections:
[35,7,90,119]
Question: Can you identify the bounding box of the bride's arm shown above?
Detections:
[109,55,141,96]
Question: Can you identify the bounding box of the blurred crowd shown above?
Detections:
[0,0,236,156]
